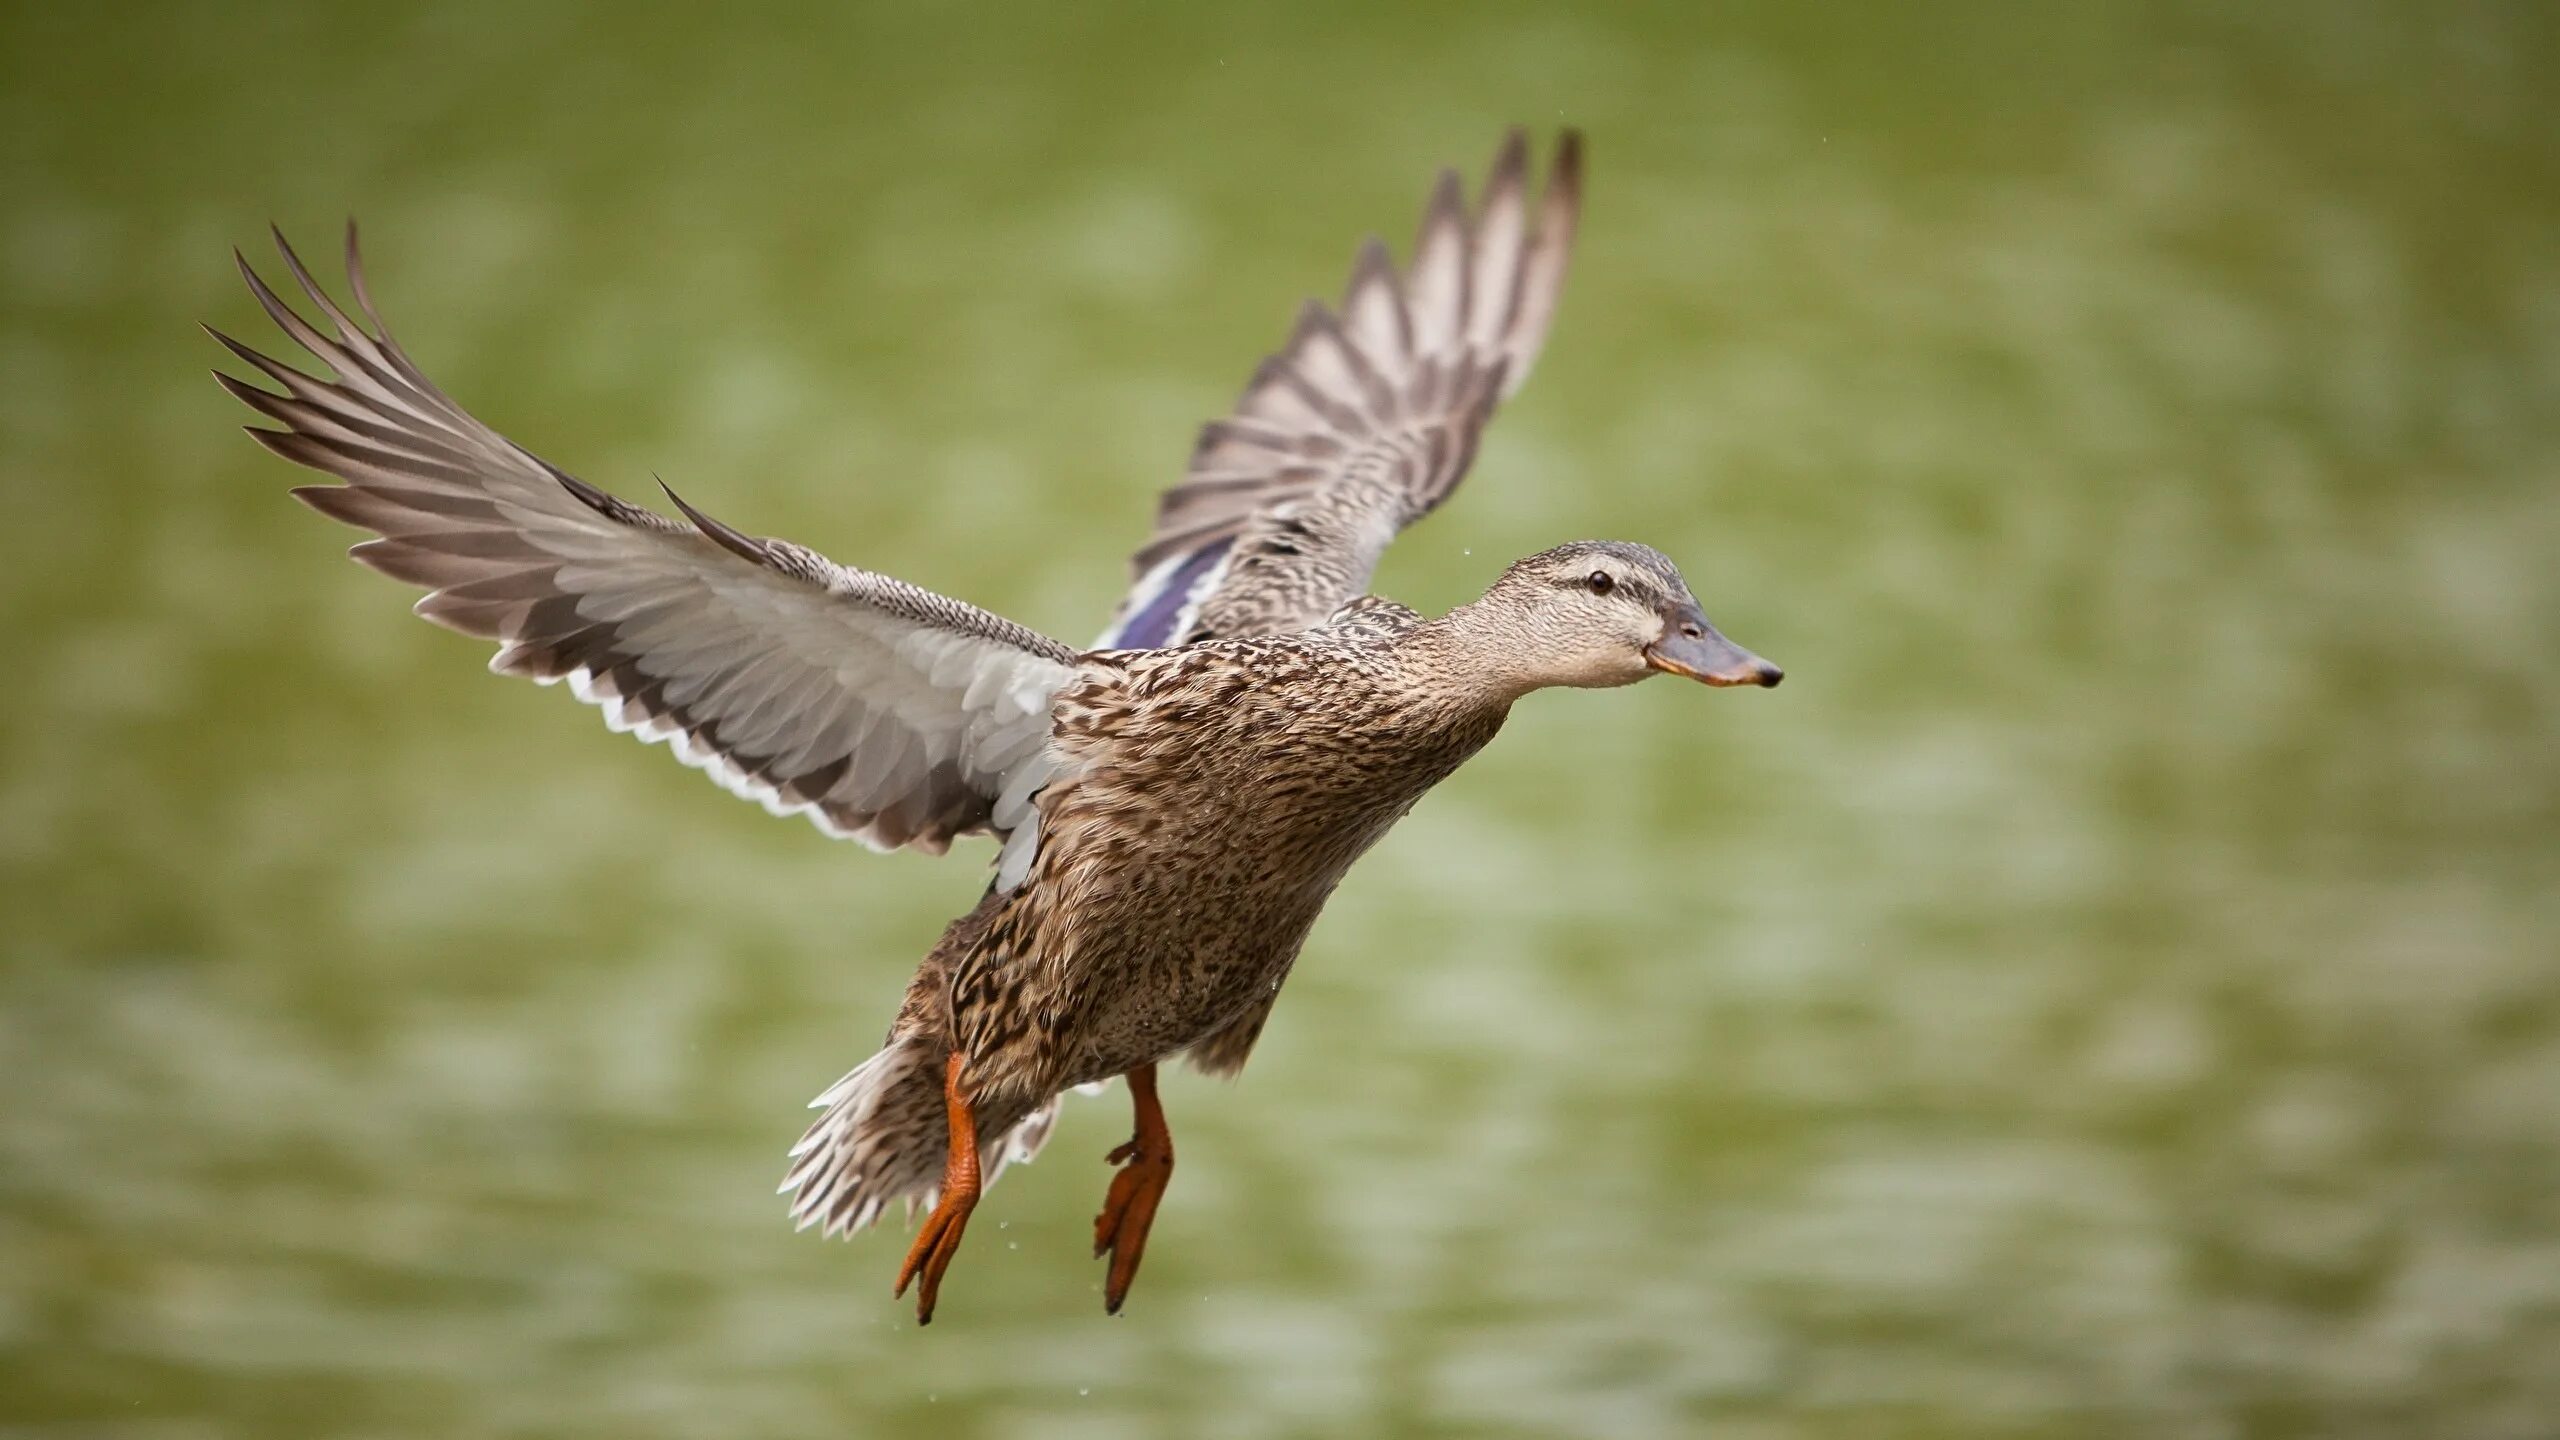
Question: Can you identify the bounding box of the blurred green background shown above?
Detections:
[5,2,2557,1437]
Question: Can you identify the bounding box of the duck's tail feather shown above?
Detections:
[780,1036,1060,1238]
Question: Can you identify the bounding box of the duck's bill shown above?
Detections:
[1646,615,1783,688]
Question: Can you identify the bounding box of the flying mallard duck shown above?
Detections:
[210,129,1780,1324]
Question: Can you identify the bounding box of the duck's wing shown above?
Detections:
[213,227,1078,867]
[1098,128,1582,647]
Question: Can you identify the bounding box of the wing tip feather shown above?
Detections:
[342,218,383,321]
[1487,127,1531,199]
[1553,128,1585,183]
[659,478,768,565]
[555,470,617,515]
[242,424,309,465]
[1423,167,1466,229]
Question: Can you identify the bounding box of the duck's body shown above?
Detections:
[815,598,1510,1214]
[212,130,1781,1324]
[1006,598,1507,1095]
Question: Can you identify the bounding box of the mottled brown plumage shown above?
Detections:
[211,130,1782,1325]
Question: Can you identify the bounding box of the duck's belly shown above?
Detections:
[1042,794,1408,1089]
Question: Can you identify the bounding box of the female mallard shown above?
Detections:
[211,130,1779,1323]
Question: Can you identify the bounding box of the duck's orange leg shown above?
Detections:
[1093,1063,1175,1314]
[892,1051,980,1325]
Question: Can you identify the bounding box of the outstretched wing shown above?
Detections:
[213,227,1078,867]
[1098,128,1583,648]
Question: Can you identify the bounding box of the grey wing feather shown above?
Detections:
[1099,128,1583,648]
[213,226,1080,862]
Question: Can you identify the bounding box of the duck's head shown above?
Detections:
[1467,540,1782,694]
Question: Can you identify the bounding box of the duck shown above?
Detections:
[208,128,1781,1325]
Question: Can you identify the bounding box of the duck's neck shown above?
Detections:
[1397,599,1544,711]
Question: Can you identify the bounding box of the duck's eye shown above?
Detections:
[1585,571,1615,596]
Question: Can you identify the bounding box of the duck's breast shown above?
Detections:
[1030,644,1503,1080]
